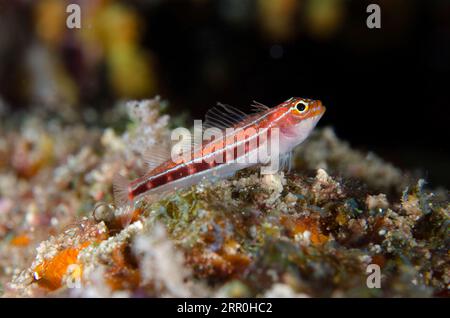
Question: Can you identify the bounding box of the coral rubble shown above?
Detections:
[0,98,448,297]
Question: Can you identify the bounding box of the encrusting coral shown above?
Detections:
[0,98,448,297]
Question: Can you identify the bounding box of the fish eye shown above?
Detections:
[294,101,308,113]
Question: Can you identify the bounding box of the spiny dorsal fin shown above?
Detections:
[251,100,270,113]
[113,173,130,208]
[203,102,248,131]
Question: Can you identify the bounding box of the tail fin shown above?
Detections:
[113,173,130,208]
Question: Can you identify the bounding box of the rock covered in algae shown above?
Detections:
[0,98,448,297]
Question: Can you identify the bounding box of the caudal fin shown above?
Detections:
[113,173,130,208]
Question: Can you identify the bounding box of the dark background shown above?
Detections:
[144,0,450,187]
[0,0,449,187]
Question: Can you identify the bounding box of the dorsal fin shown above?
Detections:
[203,102,248,131]
[251,100,270,112]
[142,144,172,171]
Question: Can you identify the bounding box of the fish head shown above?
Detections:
[278,97,326,148]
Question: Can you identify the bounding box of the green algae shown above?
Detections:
[134,167,449,297]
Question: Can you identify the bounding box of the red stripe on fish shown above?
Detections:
[114,97,326,207]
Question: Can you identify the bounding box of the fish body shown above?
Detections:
[114,97,326,207]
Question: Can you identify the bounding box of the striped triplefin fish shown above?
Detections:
[114,97,326,208]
